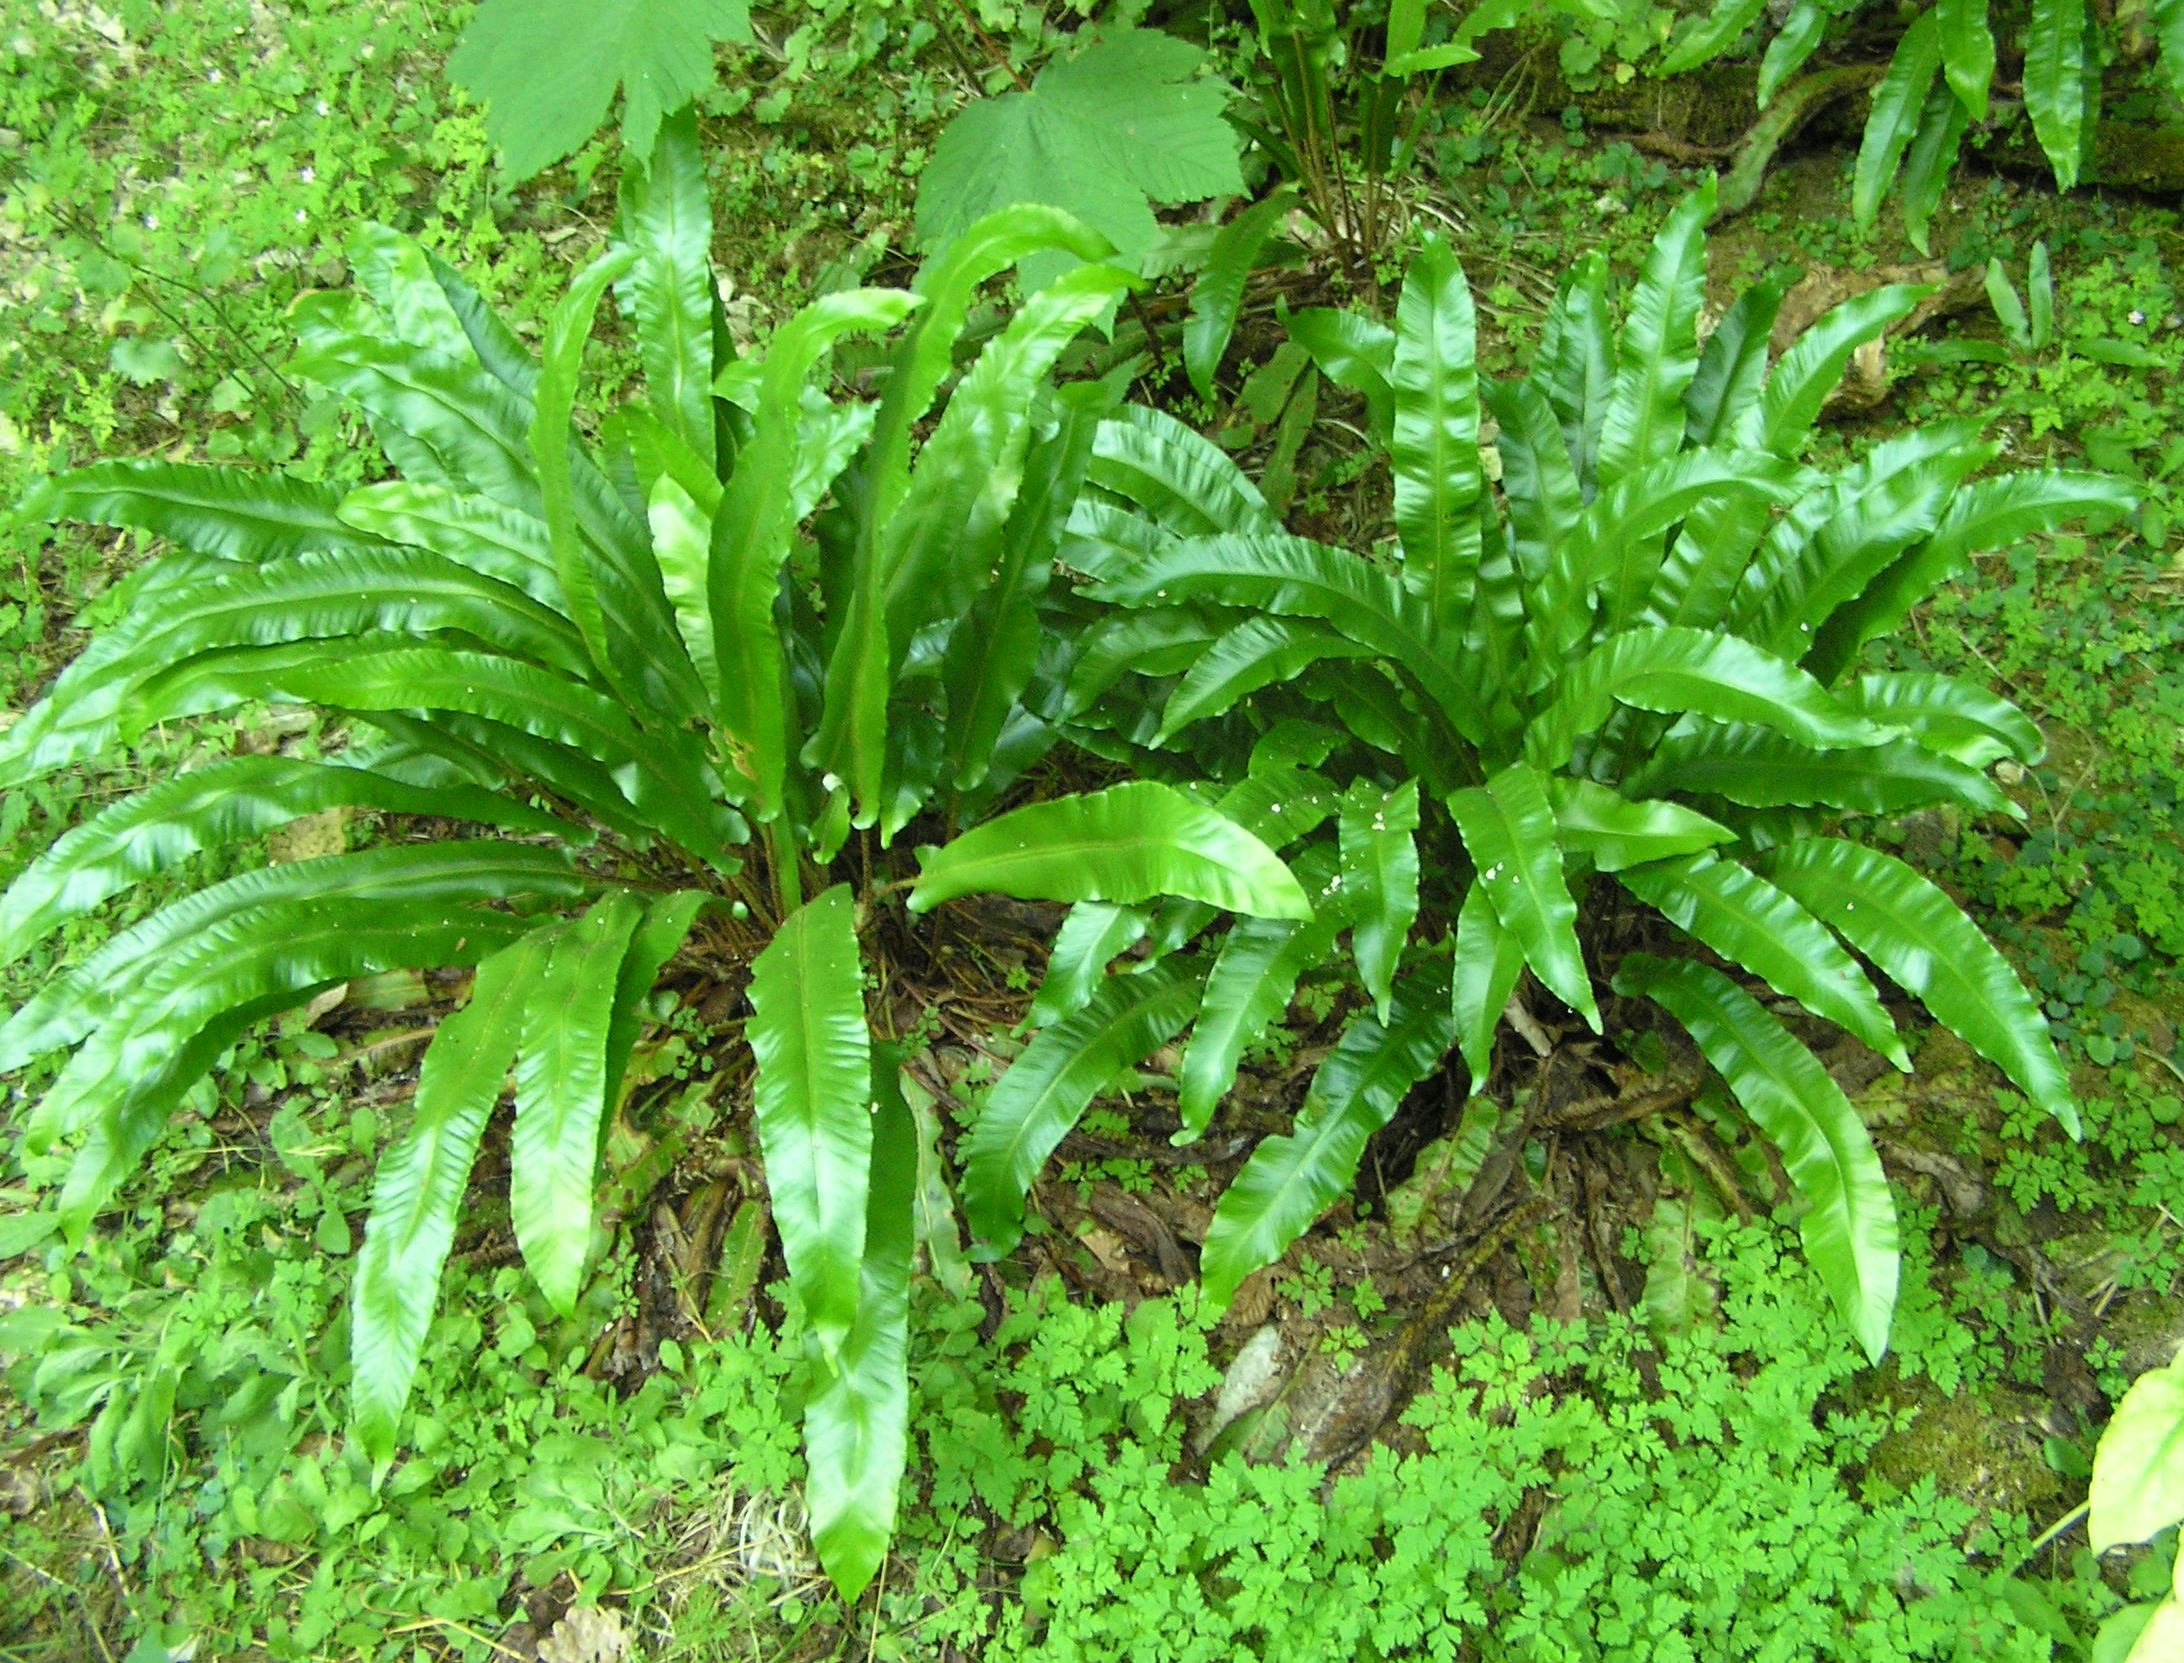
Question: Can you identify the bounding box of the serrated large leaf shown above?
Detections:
[2024,0,2091,190]
[0,758,569,971]
[909,781,1312,919]
[352,929,557,1462]
[1447,763,1600,1031]
[1612,953,1897,1362]
[962,960,1203,1255]
[449,0,752,180]
[1340,779,1421,1022]
[1616,854,1908,1068]
[46,461,392,563]
[510,892,646,1314]
[1753,837,2079,1137]
[805,1074,913,1601]
[916,29,1242,281]
[748,886,873,1355]
[1527,627,1888,773]
[1390,235,1483,628]
[1597,182,1714,487]
[1199,958,1455,1312]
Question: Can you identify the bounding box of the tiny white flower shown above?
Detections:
[294,207,307,222]
[315,99,330,116]
[2129,309,2147,326]
[206,67,222,83]
[143,212,158,229]
[298,166,314,183]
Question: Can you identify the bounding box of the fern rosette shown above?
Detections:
[0,116,1318,1596]
[1018,179,2132,1361]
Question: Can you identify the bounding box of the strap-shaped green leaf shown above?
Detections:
[1136,766,1341,959]
[1023,902,1151,1032]
[748,885,873,1355]
[600,890,712,1101]
[1200,956,1455,1313]
[1185,188,1295,401]
[1537,252,1613,492]
[1451,879,1525,1092]
[1838,672,2043,769]
[1177,851,1349,1140]
[909,781,1313,919]
[1550,777,1733,873]
[1527,627,1887,773]
[1092,532,1483,745]
[944,381,1112,796]
[46,460,392,563]
[962,959,1203,1256]
[710,288,919,816]
[2,842,588,1076]
[352,928,557,1463]
[1486,376,1580,594]
[826,263,1131,825]
[1759,285,1931,456]
[510,892,646,1314]
[1758,0,1827,104]
[1899,83,1971,257]
[2024,0,2091,190]
[1390,235,1483,629]
[1662,0,1767,72]
[1612,952,1897,1363]
[338,481,564,608]
[1628,722,2016,818]
[422,244,542,398]
[0,758,568,971]
[1753,837,2079,1137]
[350,223,478,363]
[645,473,722,712]
[1084,405,1276,537]
[1852,13,1941,229]
[1597,181,1714,487]
[1685,271,1793,449]
[1935,0,1995,118]
[1617,853,1908,1069]
[804,1070,914,1601]
[1731,420,1993,655]
[1284,307,1396,443]
[1447,762,1600,1031]
[1157,615,1376,742]
[614,106,717,469]
[39,900,534,1227]
[1340,779,1421,1022]
[130,642,741,864]
[1804,470,2135,682]
[533,246,641,698]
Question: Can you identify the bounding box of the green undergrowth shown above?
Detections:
[0,1158,2157,1660]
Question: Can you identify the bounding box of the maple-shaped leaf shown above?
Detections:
[450,0,752,180]
[916,28,1243,285]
